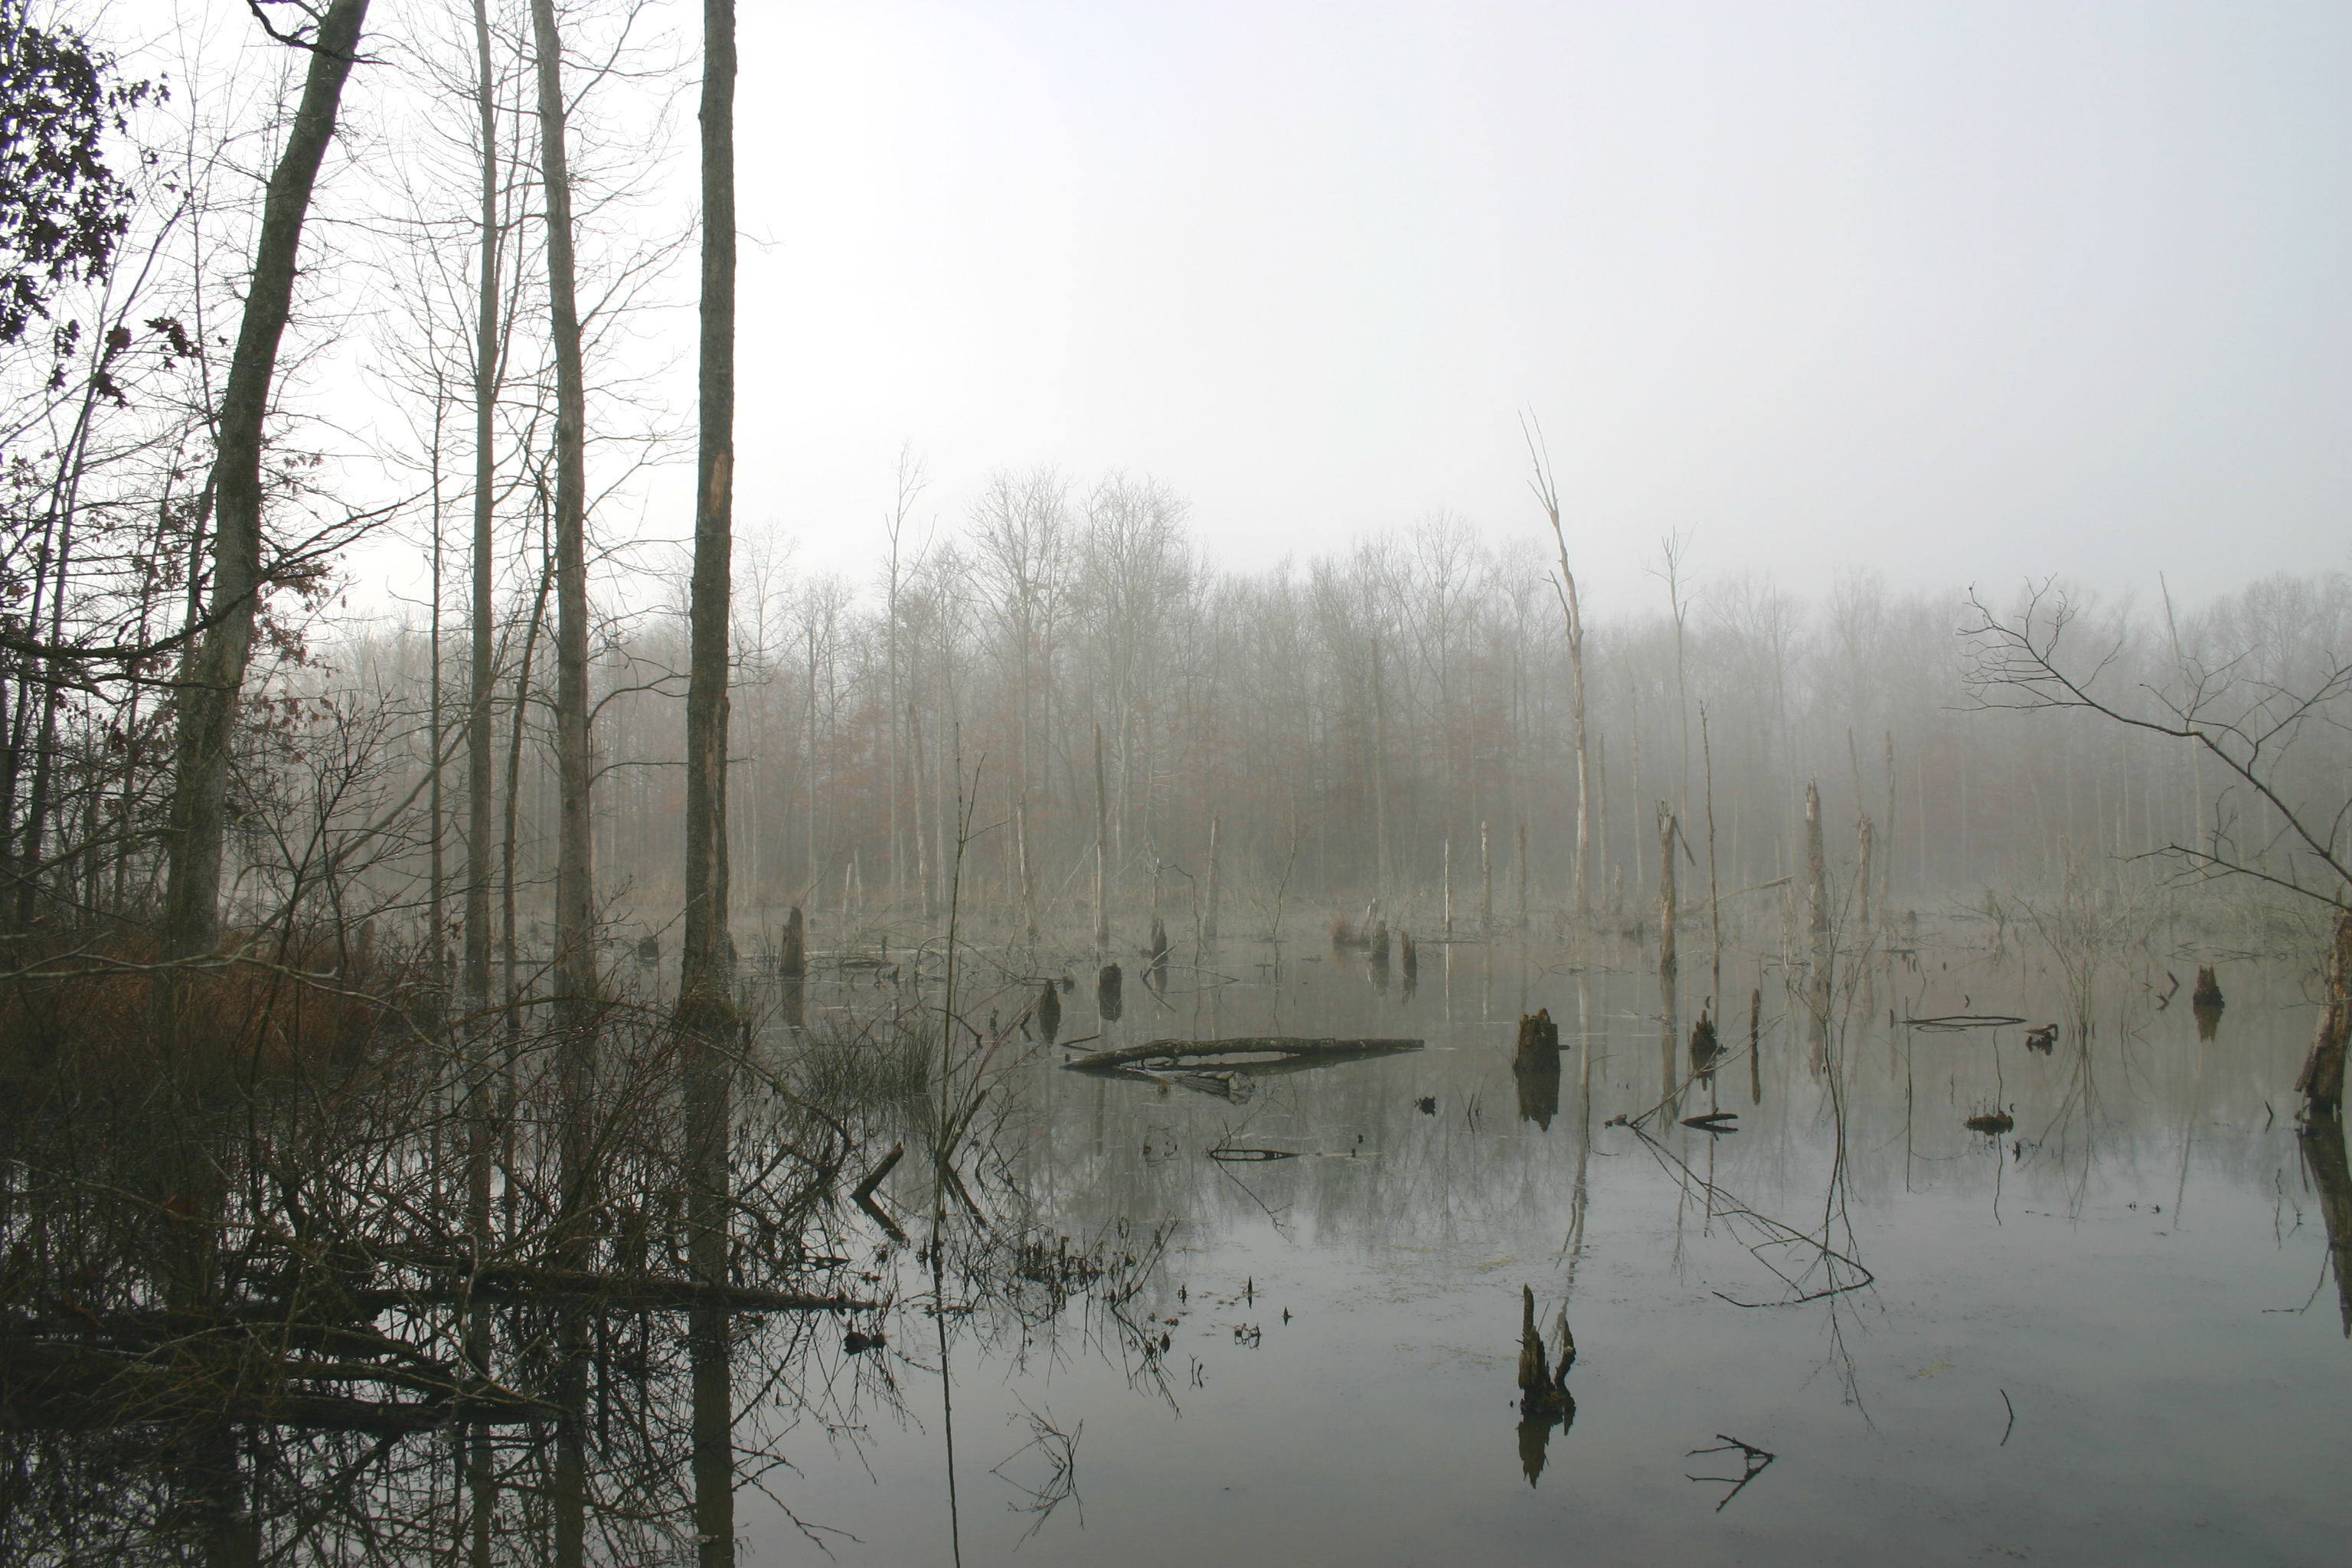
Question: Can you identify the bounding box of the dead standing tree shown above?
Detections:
[1524,413,1592,920]
[682,2,738,1562]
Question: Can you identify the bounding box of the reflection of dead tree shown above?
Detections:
[2298,1112,2352,1338]
[991,1401,1083,1542]
[1628,1128,1874,1308]
[1686,1433,1775,1511]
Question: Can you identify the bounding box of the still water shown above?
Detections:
[770,932,2351,1566]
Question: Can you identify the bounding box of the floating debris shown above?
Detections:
[1063,1036,1423,1074]
[1906,1013,2028,1031]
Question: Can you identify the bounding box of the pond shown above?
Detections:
[3,920,2346,1564]
[778,929,2351,1566]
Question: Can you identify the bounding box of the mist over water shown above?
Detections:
[5,2,2348,1562]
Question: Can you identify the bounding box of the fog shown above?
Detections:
[5,4,2350,1565]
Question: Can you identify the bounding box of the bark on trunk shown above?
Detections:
[154,0,371,1029]
[464,0,503,1265]
[2295,910,2352,1116]
[531,0,597,1260]
[683,35,739,1562]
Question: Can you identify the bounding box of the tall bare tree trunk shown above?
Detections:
[531,0,596,1258]
[463,0,503,1262]
[1093,724,1109,952]
[1524,419,1589,920]
[155,0,371,1044]
[682,11,738,1557]
[1656,803,1676,979]
[1203,814,1220,946]
[1372,636,1391,904]
[1805,779,1831,1070]
[1882,729,1896,906]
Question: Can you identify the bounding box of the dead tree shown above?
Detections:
[1963,582,2350,912]
[684,6,739,1563]
[1524,414,1591,920]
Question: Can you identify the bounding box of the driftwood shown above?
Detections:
[1063,1036,1422,1073]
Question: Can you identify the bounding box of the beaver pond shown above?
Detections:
[4,917,2348,1564]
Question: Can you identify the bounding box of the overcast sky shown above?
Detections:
[720,0,2348,606]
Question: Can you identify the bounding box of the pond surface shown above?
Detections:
[769,931,2352,1566]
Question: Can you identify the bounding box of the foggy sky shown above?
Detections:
[733,0,2349,606]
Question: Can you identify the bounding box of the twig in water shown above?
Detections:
[1999,1388,2015,1446]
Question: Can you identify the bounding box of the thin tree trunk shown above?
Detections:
[463,0,505,1259]
[1702,707,1721,1002]
[683,9,737,1562]
[155,0,371,1040]
[1805,779,1830,1068]
[1881,730,1896,906]
[1525,420,1589,920]
[1204,813,1220,946]
[531,0,597,1258]
[1372,637,1391,903]
[1093,723,1109,952]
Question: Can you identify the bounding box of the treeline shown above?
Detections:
[3,2,2346,977]
[301,513,2350,952]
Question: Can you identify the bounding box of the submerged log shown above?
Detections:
[1063,1036,1421,1073]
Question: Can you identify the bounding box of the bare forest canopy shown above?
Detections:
[0,0,2347,962]
[338,520,2352,936]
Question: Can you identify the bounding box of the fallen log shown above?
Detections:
[1063,1036,1423,1073]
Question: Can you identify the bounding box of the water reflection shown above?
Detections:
[7,920,2347,1563]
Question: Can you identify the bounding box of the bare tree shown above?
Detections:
[1524,413,1590,919]
[1962,580,2350,913]
[528,0,593,1031]
[155,0,371,1032]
